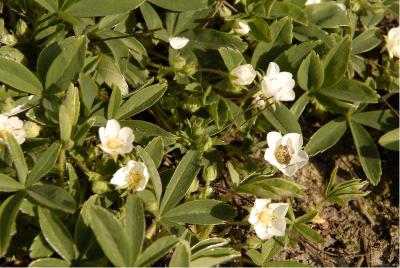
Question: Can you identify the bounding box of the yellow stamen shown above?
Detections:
[127,170,143,188]
[275,145,291,165]
[105,138,122,150]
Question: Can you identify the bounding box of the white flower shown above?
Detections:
[110,160,149,191]
[169,37,189,50]
[261,62,295,102]
[252,96,266,109]
[264,132,309,176]
[98,119,134,156]
[305,0,321,5]
[230,64,257,86]
[336,2,346,10]
[386,27,400,58]
[233,21,250,36]
[0,114,26,144]
[249,199,288,240]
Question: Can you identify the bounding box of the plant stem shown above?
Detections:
[58,149,65,186]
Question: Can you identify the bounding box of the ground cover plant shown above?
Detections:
[0,0,398,266]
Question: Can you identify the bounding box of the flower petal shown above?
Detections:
[118,127,134,144]
[264,148,283,171]
[169,37,189,49]
[270,217,286,237]
[282,133,303,151]
[270,203,289,218]
[267,131,282,151]
[266,62,280,77]
[254,223,274,240]
[105,119,120,137]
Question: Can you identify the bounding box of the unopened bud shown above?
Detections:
[92,180,109,194]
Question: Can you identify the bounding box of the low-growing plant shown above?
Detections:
[0,0,398,266]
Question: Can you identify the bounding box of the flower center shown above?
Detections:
[105,138,122,150]
[275,145,292,165]
[127,170,142,188]
[257,210,276,224]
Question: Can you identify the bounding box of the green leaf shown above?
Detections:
[251,17,293,70]
[0,174,24,192]
[227,161,240,187]
[136,236,179,266]
[237,177,305,198]
[297,51,324,91]
[295,210,318,224]
[6,133,28,185]
[140,2,164,31]
[270,2,308,25]
[352,29,382,54]
[325,166,338,196]
[218,48,245,71]
[349,119,382,185]
[122,120,176,145]
[352,110,398,132]
[305,2,348,28]
[191,238,230,255]
[182,29,248,52]
[379,128,399,151]
[323,35,351,87]
[26,141,62,186]
[29,258,70,267]
[294,223,323,243]
[27,184,77,214]
[320,79,379,103]
[116,83,168,119]
[144,136,165,168]
[107,86,121,119]
[263,104,301,134]
[290,93,310,119]
[170,241,191,267]
[45,36,86,93]
[305,117,348,156]
[65,0,144,17]
[162,199,237,225]
[0,193,24,257]
[37,42,62,84]
[38,207,75,262]
[59,105,73,145]
[322,35,351,88]
[137,146,162,205]
[261,237,284,262]
[149,0,213,11]
[190,248,240,267]
[34,0,58,12]
[86,206,131,267]
[274,41,321,74]
[125,195,145,266]
[0,57,43,95]
[79,73,99,112]
[67,163,81,204]
[96,54,128,96]
[248,18,272,43]
[29,234,54,259]
[160,150,202,214]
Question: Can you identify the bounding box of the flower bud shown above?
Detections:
[171,56,187,70]
[92,180,109,194]
[16,19,28,39]
[184,62,197,76]
[202,163,218,182]
[188,178,199,193]
[230,64,257,86]
[233,21,250,36]
[219,5,232,17]
[183,97,202,113]
[23,121,41,138]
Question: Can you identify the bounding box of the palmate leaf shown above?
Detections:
[0,192,24,257]
[162,199,237,225]
[349,119,382,185]
[85,205,131,267]
[65,0,144,17]
[170,241,191,267]
[125,195,145,266]
[237,177,305,198]
[0,58,43,95]
[38,207,75,262]
[136,236,179,267]
[160,150,202,214]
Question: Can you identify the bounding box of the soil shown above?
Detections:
[274,143,399,267]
